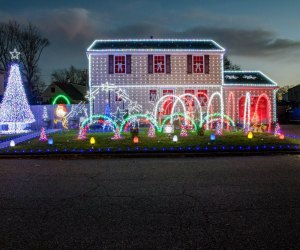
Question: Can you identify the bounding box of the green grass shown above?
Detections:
[9,129,300,152]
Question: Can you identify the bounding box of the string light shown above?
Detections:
[0,62,35,134]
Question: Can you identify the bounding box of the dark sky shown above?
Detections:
[1,0,300,86]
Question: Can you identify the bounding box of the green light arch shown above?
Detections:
[52,95,71,105]
[199,113,235,128]
[81,114,118,130]
[120,114,159,133]
[160,112,198,132]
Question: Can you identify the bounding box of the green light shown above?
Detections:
[81,114,118,130]
[120,114,159,132]
[161,112,198,132]
[52,95,71,105]
[199,113,235,128]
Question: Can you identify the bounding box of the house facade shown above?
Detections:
[87,39,278,127]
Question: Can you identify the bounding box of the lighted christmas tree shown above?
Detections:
[0,49,35,133]
[39,127,47,142]
[42,106,49,121]
[274,123,281,136]
[78,127,87,140]
[147,124,156,138]
[215,121,223,135]
[111,127,122,140]
[180,124,188,137]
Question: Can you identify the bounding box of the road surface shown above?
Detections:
[0,155,300,249]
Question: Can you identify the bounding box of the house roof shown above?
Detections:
[53,82,85,101]
[87,39,225,52]
[224,71,278,86]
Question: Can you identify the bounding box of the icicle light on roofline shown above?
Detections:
[87,39,226,52]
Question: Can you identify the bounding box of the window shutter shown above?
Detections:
[126,55,131,74]
[148,55,153,74]
[108,55,114,74]
[187,55,192,74]
[166,55,171,74]
[204,55,210,74]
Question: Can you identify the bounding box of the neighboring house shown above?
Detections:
[42,82,87,104]
[86,39,278,125]
[284,84,300,102]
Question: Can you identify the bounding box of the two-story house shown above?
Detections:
[86,39,278,127]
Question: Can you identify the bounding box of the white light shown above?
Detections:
[173,135,178,142]
[164,125,174,134]
[10,140,15,147]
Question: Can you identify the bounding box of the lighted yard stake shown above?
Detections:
[173,135,178,142]
[90,137,96,145]
[247,132,253,139]
[210,134,216,141]
[48,138,53,145]
[133,136,139,144]
[10,140,15,147]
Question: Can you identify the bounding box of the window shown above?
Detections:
[162,90,174,115]
[197,90,208,106]
[185,90,195,107]
[149,90,157,102]
[154,55,165,73]
[51,87,55,93]
[114,55,125,73]
[193,56,204,73]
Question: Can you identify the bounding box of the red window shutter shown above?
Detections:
[166,55,171,74]
[187,55,192,74]
[126,55,131,74]
[108,55,114,74]
[204,55,210,74]
[148,55,153,74]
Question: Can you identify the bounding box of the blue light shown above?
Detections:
[48,138,53,145]
[210,134,216,141]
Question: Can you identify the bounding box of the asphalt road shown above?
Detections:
[0,155,300,249]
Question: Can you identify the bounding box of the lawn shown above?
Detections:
[6,129,300,153]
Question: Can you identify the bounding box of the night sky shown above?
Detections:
[1,0,300,86]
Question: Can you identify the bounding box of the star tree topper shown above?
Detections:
[10,48,21,60]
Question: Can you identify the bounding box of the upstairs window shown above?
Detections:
[193,56,204,73]
[114,55,125,74]
[154,55,165,73]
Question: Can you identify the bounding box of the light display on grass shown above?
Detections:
[111,127,122,140]
[54,104,68,129]
[147,124,156,138]
[78,127,87,140]
[274,123,281,137]
[42,106,49,121]
[0,50,35,134]
[39,127,48,142]
[215,121,222,135]
[180,124,188,137]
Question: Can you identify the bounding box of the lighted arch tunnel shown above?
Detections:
[160,112,198,132]
[199,113,236,129]
[119,114,159,133]
[81,114,119,130]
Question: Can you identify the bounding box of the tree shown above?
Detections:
[0,62,35,133]
[51,65,87,86]
[0,21,49,104]
[224,55,241,70]
[276,86,290,101]
[18,23,49,103]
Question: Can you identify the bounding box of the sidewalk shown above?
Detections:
[0,129,60,149]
